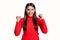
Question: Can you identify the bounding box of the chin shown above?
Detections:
[28,14,33,16]
[29,15,33,17]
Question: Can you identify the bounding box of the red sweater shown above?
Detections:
[14,16,48,40]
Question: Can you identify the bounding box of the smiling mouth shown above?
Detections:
[29,13,32,15]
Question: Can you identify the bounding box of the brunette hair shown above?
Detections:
[22,3,38,32]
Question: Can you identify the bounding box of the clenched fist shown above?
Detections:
[16,16,21,22]
[38,14,43,19]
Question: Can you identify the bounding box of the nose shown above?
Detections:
[29,10,31,13]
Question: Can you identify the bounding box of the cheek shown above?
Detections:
[26,10,30,15]
[31,10,35,14]
[26,10,29,13]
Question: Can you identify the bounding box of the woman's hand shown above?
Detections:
[16,16,21,22]
[38,14,43,19]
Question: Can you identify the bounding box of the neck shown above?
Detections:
[28,15,33,18]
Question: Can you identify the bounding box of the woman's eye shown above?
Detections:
[31,9,34,10]
[27,9,29,10]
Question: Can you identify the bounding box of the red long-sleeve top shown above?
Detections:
[14,16,48,40]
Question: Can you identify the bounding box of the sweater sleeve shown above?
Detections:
[14,18,23,36]
[37,18,48,34]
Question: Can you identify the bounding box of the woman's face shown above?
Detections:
[26,6,35,17]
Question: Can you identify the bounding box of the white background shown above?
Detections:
[0,0,60,40]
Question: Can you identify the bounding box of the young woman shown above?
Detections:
[14,3,48,40]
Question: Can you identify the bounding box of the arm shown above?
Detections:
[37,18,48,34]
[14,18,23,36]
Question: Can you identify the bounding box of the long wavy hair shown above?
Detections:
[22,3,38,32]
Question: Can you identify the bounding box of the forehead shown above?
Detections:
[27,6,34,9]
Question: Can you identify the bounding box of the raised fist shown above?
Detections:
[38,14,43,19]
[16,16,21,22]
